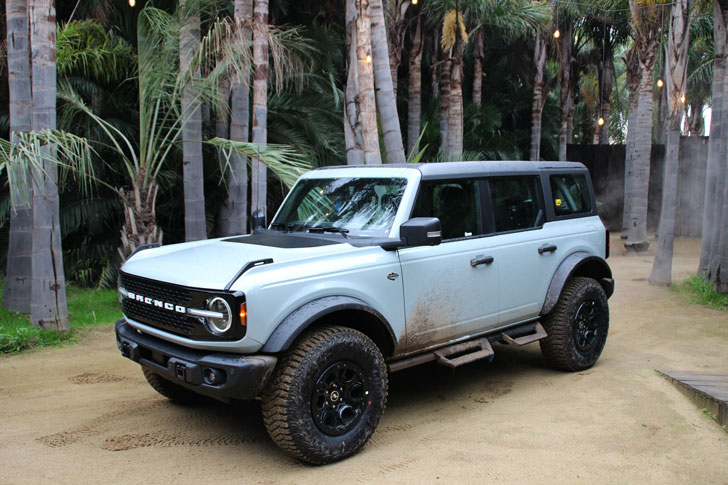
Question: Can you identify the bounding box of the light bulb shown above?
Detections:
[411,0,418,4]
[128,0,135,6]
[366,53,372,64]
[598,117,605,126]
[553,29,561,39]
[656,79,664,88]
[680,94,686,103]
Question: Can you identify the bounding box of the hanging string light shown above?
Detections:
[411,0,418,4]
[657,79,664,88]
[366,50,372,64]
[129,0,136,6]
[553,3,560,39]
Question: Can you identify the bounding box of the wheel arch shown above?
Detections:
[541,252,614,315]
[260,296,397,357]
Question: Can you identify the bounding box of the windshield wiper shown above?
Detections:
[308,226,349,238]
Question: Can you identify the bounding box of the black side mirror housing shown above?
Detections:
[251,209,266,230]
[400,217,442,246]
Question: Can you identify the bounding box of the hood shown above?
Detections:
[120,232,355,290]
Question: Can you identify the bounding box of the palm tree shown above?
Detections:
[529,31,547,161]
[251,0,269,216]
[407,13,424,155]
[218,0,252,236]
[3,0,33,314]
[370,0,406,164]
[344,0,365,165]
[650,0,691,286]
[179,0,206,241]
[699,0,728,289]
[620,44,641,237]
[356,0,381,164]
[623,0,665,252]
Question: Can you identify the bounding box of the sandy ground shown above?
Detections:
[1,236,727,484]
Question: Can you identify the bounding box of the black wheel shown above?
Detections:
[142,367,202,404]
[261,326,388,464]
[540,277,609,371]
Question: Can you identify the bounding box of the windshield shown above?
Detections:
[271,177,408,238]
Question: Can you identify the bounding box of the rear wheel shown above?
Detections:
[142,367,202,404]
[540,277,609,371]
[261,326,388,464]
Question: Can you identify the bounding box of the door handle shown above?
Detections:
[538,244,557,254]
[470,256,494,267]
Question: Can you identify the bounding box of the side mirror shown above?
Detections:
[251,209,266,230]
[400,217,441,246]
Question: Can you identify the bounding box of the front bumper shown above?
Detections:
[115,319,276,401]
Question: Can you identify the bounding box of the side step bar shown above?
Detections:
[433,338,494,369]
[388,321,549,373]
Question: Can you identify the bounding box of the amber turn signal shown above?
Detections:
[239,303,247,327]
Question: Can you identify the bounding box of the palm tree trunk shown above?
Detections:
[529,34,547,161]
[119,181,163,260]
[4,0,33,314]
[621,45,641,238]
[356,0,380,164]
[447,41,465,159]
[472,30,484,106]
[28,0,69,330]
[558,23,573,161]
[251,0,269,214]
[624,50,657,252]
[370,0,405,164]
[700,0,728,282]
[439,55,451,157]
[407,14,423,156]
[650,0,691,286]
[344,0,365,165]
[598,50,614,144]
[219,0,252,236]
[180,2,206,241]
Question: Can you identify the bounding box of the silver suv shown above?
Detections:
[116,161,613,464]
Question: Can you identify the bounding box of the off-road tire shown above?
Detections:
[540,277,609,371]
[261,325,388,465]
[142,367,202,404]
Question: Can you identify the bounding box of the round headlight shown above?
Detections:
[205,297,232,335]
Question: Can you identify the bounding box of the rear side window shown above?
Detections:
[550,174,591,216]
[411,180,482,240]
[488,177,543,232]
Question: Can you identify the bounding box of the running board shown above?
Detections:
[500,322,547,346]
[433,338,494,369]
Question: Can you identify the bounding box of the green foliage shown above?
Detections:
[672,275,728,311]
[0,284,121,354]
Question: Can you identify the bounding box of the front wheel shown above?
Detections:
[540,277,609,371]
[261,326,388,464]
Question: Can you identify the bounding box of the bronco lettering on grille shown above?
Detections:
[126,291,187,313]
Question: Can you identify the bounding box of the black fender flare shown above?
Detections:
[541,252,614,315]
[260,296,397,354]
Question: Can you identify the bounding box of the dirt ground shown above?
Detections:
[1,236,727,484]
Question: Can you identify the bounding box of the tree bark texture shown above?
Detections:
[598,50,614,144]
[28,0,69,330]
[344,0,365,165]
[625,49,657,251]
[407,14,423,157]
[180,4,207,241]
[558,23,574,161]
[621,46,641,237]
[384,0,410,98]
[4,0,33,313]
[472,30,484,106]
[447,41,465,159]
[439,55,451,157]
[370,0,406,164]
[650,0,691,286]
[699,0,728,281]
[251,0,269,213]
[219,0,252,236]
[119,181,163,260]
[356,0,381,164]
[529,34,547,161]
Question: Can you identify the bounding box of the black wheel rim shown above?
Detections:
[573,298,602,352]
[311,361,369,436]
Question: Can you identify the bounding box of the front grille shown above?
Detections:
[118,272,245,341]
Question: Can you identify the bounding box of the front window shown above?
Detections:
[271,177,407,237]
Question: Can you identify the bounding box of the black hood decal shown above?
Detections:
[224,231,342,248]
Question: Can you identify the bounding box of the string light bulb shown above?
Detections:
[366,51,372,64]
[680,94,686,103]
[128,0,135,6]
[598,117,605,126]
[553,29,561,39]
[656,79,664,88]
[411,0,418,4]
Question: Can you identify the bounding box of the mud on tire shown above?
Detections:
[261,325,388,465]
[540,277,609,372]
[142,367,202,404]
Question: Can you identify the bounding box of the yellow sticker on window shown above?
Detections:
[555,198,562,207]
